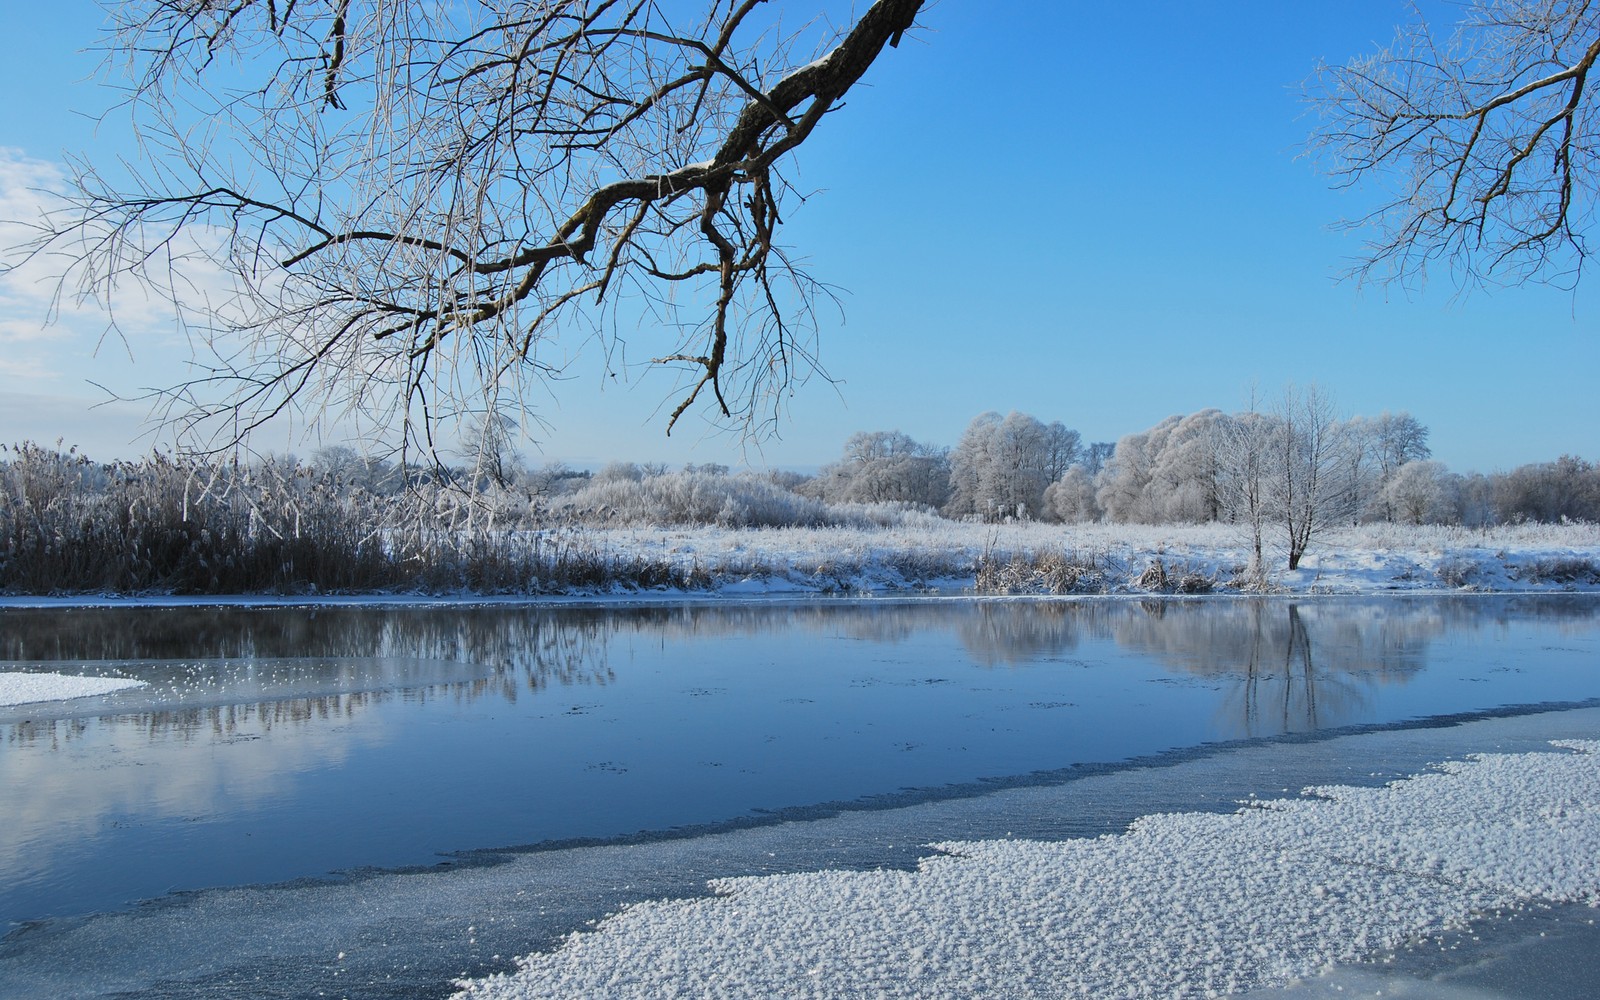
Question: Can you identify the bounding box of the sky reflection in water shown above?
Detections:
[1,595,1597,928]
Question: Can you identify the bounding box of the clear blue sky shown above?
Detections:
[1,1,1594,473]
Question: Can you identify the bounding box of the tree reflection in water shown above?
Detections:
[1108,599,1448,737]
[1,595,1595,935]
[3,596,1596,745]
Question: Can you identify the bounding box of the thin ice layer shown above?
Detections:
[455,740,1600,999]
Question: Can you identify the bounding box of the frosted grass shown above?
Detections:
[454,740,1600,1000]
[589,519,1600,595]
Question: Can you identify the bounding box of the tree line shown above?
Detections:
[797,392,1596,547]
[2,403,1595,594]
[428,385,1596,569]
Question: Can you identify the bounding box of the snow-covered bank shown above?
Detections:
[0,672,145,708]
[455,739,1600,1000]
[0,521,1594,602]
[586,520,1600,596]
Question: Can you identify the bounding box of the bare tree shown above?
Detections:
[1308,0,1600,289]
[14,0,925,456]
[1215,388,1357,577]
[1215,408,1273,578]
[1080,441,1115,478]
[1268,385,1359,571]
[1492,453,1600,521]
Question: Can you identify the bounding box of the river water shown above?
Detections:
[1,594,1597,997]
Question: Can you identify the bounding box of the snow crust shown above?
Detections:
[454,740,1600,1000]
[0,672,145,708]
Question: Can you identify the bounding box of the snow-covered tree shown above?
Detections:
[1381,459,1456,525]
[1146,409,1229,523]
[945,411,1079,520]
[1095,422,1165,524]
[1043,466,1100,522]
[809,430,949,508]
[1095,411,1226,524]
[1348,411,1432,520]
[1215,409,1275,575]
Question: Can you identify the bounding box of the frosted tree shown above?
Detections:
[1308,0,1600,288]
[1043,466,1100,522]
[1216,409,1280,579]
[992,412,1077,518]
[1095,423,1164,524]
[945,412,1003,519]
[464,407,524,489]
[945,411,1077,521]
[1380,459,1456,525]
[809,430,949,507]
[309,445,397,492]
[13,0,926,457]
[1096,412,1227,524]
[1265,385,1360,571]
[1146,408,1230,522]
[1348,410,1432,520]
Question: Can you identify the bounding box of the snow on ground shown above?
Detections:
[594,520,1600,596]
[0,522,1593,604]
[0,672,146,708]
[454,740,1600,1000]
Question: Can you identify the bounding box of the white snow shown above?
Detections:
[453,740,1600,999]
[0,522,1592,605]
[573,520,1600,596]
[0,672,146,708]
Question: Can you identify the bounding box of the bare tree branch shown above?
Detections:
[1306,0,1600,290]
[12,0,925,456]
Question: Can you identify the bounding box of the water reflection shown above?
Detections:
[0,595,1596,929]
[1104,601,1425,737]
[3,597,1597,736]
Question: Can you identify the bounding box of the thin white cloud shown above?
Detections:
[0,315,70,345]
[0,148,259,451]
[0,357,57,380]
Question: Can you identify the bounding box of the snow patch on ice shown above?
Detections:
[453,740,1600,999]
[0,671,147,707]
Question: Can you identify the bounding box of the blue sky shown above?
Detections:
[1,1,1594,472]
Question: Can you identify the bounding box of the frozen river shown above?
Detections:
[1,595,1597,997]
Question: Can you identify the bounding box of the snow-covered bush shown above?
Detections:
[554,469,841,527]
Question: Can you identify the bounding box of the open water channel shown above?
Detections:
[1,594,1597,997]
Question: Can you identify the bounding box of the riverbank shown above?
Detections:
[3,521,1597,601]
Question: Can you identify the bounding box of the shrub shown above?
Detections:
[1512,556,1600,586]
